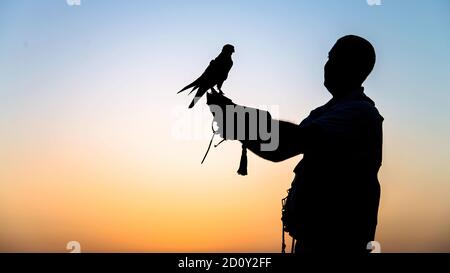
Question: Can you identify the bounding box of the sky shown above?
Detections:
[0,0,449,252]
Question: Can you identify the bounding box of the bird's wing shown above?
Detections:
[201,60,217,80]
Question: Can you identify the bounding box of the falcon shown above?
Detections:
[178,44,234,108]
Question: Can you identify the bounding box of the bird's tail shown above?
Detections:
[188,96,201,108]
[177,79,199,94]
[188,85,199,95]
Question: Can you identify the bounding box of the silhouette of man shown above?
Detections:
[207,35,383,253]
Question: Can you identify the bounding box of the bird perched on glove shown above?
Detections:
[178,44,234,108]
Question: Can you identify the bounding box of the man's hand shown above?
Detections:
[206,92,235,109]
[206,92,235,139]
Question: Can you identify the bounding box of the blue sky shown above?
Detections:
[1,0,449,120]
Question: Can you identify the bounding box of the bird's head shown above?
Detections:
[222,44,235,55]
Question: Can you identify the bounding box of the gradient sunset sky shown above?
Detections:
[1,0,449,252]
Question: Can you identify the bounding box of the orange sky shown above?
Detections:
[1,113,449,252]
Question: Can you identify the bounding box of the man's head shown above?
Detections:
[324,35,376,97]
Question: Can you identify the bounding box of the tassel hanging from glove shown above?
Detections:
[237,144,248,176]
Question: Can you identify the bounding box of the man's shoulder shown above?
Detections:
[334,97,383,122]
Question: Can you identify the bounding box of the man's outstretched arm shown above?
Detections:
[207,92,313,163]
[242,120,305,162]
